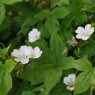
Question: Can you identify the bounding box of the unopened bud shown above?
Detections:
[40,88,44,92]
[8,11,13,17]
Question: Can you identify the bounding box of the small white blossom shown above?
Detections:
[63,74,76,91]
[27,46,42,59]
[75,24,94,40]
[11,45,30,64]
[28,28,40,42]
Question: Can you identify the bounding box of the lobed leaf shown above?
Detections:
[21,91,35,95]
[74,72,91,95]
[73,57,92,71]
[50,33,67,64]
[0,59,16,95]
[60,57,75,70]
[43,68,63,94]
[35,10,50,19]
[50,0,70,8]
[0,0,22,4]
[45,15,59,35]
[52,7,70,19]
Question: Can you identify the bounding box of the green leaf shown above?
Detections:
[35,10,50,19]
[50,33,67,64]
[90,68,95,85]
[73,57,92,71]
[17,25,30,36]
[60,57,75,70]
[69,0,87,25]
[52,7,70,19]
[50,0,70,8]
[9,81,33,95]
[76,42,95,58]
[74,72,91,95]
[50,81,72,95]
[4,72,12,95]
[61,16,75,29]
[77,87,91,95]
[0,61,4,67]
[0,59,16,95]
[40,25,50,38]
[21,91,35,95]
[50,0,59,8]
[58,0,70,6]
[75,12,87,25]
[43,68,63,95]
[0,17,12,32]
[87,0,95,5]
[2,44,11,56]
[0,49,4,57]
[0,2,5,25]
[0,44,11,57]
[0,0,22,4]
[45,16,59,35]
[5,59,16,73]
[18,62,55,85]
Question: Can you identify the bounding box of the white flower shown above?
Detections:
[28,28,41,42]
[63,74,76,91]
[75,24,94,40]
[27,46,43,59]
[11,45,30,64]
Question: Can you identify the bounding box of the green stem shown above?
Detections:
[0,42,5,48]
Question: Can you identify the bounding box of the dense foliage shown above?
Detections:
[1,0,95,95]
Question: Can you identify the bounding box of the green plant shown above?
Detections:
[0,0,95,95]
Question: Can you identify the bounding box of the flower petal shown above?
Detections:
[34,47,40,54]
[14,58,20,62]
[11,49,20,58]
[33,47,43,58]
[20,45,30,56]
[63,77,70,85]
[32,28,40,36]
[28,28,40,42]
[81,36,89,40]
[27,46,34,58]
[85,24,91,32]
[76,33,90,40]
[90,27,94,35]
[75,27,84,33]
[21,58,29,64]
[68,74,75,83]
[76,34,83,39]
[28,37,37,42]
